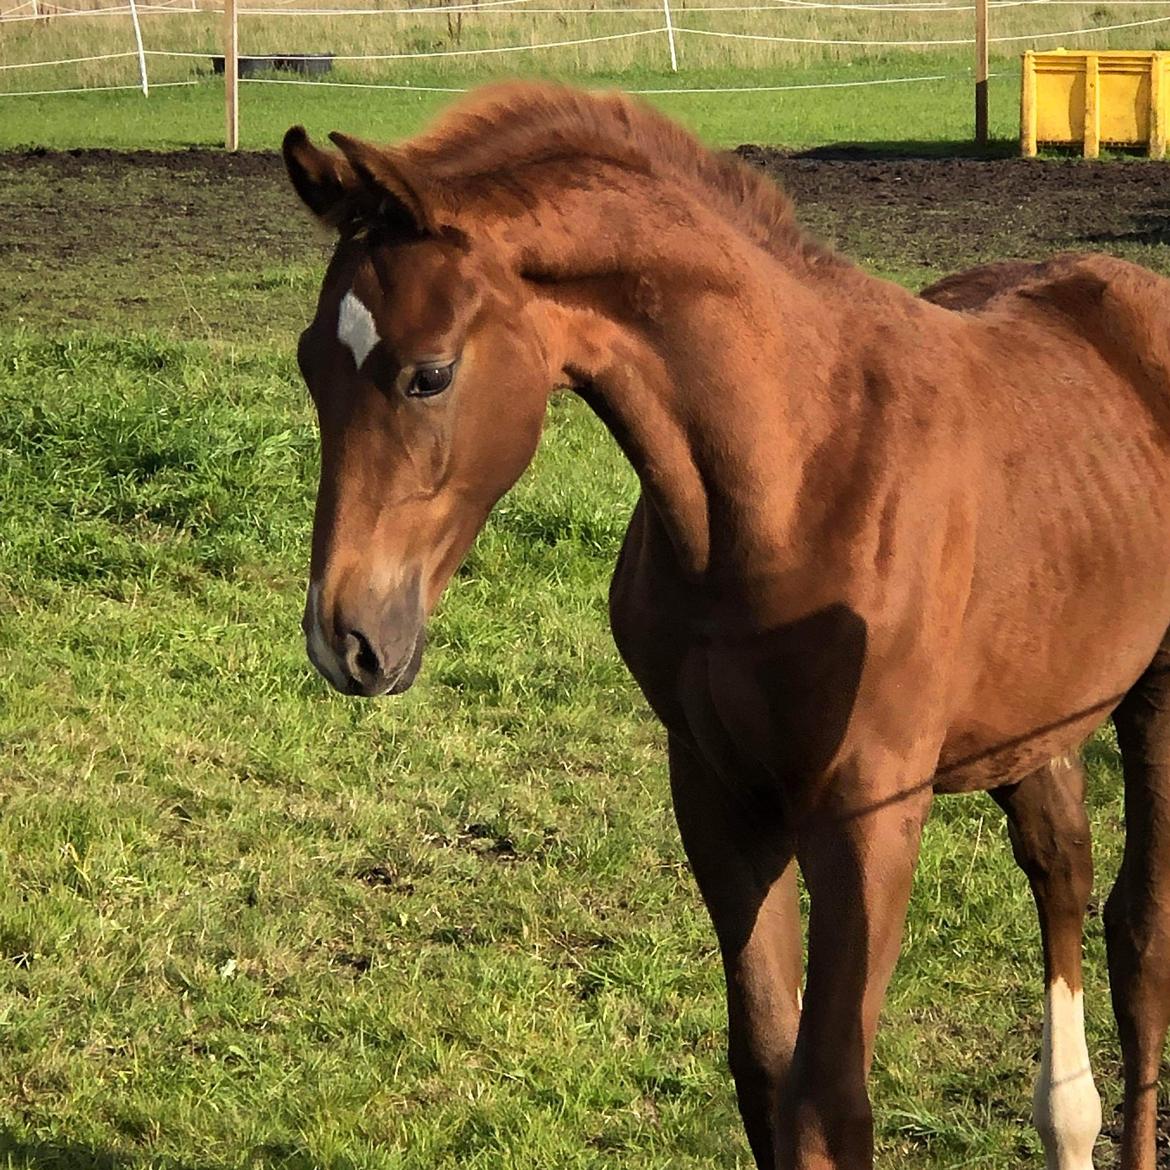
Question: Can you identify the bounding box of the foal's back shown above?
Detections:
[917,252,1170,791]
[924,253,1170,391]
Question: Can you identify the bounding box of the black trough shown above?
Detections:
[210,54,334,78]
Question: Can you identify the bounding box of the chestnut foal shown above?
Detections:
[283,84,1170,1169]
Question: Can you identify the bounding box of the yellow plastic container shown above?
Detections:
[1021,49,1168,158]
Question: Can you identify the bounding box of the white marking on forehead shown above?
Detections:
[337,289,380,368]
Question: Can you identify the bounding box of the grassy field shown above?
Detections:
[0,67,1025,150]
[2,86,1169,1169]
[4,0,1170,149]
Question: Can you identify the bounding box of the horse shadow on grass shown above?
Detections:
[0,1133,327,1170]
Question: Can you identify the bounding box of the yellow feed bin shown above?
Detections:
[1021,49,1169,159]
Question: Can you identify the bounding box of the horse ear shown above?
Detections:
[328,131,436,237]
[282,126,363,228]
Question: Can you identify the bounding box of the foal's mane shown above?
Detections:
[399,82,839,265]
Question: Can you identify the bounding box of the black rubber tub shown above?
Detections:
[210,54,333,77]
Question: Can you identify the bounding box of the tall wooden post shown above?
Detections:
[975,0,989,146]
[224,0,238,151]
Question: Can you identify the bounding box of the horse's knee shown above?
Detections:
[1106,880,1170,989]
[998,761,1094,917]
[728,1024,789,1099]
[728,1028,793,1170]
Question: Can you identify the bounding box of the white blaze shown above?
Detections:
[1033,977,1101,1170]
[337,289,380,368]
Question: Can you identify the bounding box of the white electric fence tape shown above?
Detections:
[2,0,1166,103]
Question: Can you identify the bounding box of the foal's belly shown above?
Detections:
[667,554,1170,800]
[933,705,1119,794]
[935,569,1170,793]
[616,433,1170,800]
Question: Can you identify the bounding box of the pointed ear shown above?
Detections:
[328,131,437,238]
[282,126,365,228]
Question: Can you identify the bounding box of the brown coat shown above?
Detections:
[284,83,1170,1170]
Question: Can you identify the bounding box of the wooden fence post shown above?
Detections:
[975,0,988,145]
[224,0,238,151]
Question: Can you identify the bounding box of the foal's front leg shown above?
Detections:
[790,771,934,1170]
[668,735,803,1170]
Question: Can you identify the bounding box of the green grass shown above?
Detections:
[0,86,1151,1167]
[6,0,1168,151]
[0,65,1023,151]
[0,325,1134,1168]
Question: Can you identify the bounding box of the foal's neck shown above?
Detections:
[519,170,872,587]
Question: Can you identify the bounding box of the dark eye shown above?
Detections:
[406,362,455,398]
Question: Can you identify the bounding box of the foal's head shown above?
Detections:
[284,127,554,696]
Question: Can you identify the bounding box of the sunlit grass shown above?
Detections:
[0,66,1025,149]
[4,0,1168,84]
[0,318,1134,1170]
[0,101,1160,1168]
[3,0,1169,149]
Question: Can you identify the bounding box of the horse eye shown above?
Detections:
[406,362,455,398]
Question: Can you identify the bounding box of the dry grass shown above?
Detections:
[2,0,1170,94]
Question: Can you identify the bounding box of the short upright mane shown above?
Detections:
[400,82,835,264]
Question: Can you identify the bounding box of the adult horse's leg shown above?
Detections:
[789,774,934,1170]
[991,759,1101,1170]
[668,735,803,1170]
[1108,646,1170,1170]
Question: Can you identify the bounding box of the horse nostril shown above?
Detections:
[343,629,381,682]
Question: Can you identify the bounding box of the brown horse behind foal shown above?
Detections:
[283,83,1170,1170]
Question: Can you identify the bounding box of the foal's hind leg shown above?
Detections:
[669,734,803,1170]
[1108,648,1170,1170]
[992,758,1101,1170]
